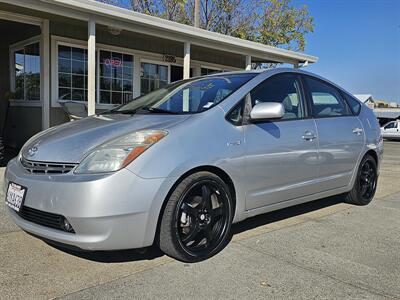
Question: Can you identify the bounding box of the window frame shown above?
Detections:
[301,74,354,119]
[53,38,88,107]
[97,47,135,105]
[384,121,397,130]
[139,58,170,96]
[51,36,242,108]
[244,72,310,124]
[225,97,248,126]
[57,42,89,103]
[9,36,41,105]
[340,90,362,116]
[53,38,138,108]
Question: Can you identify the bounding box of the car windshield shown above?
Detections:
[110,73,256,114]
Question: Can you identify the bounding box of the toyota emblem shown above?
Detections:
[27,146,38,157]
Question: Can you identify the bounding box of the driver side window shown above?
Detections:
[384,122,397,129]
[249,74,305,120]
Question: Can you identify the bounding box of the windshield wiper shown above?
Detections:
[141,107,176,114]
[108,107,176,115]
[116,109,137,115]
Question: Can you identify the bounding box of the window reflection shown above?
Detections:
[58,45,87,102]
[140,63,168,95]
[13,42,40,101]
[99,50,133,104]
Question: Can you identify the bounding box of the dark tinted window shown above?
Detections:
[250,74,306,120]
[305,77,352,117]
[384,122,397,129]
[227,99,245,125]
[342,92,361,115]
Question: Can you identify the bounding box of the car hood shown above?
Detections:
[21,113,191,163]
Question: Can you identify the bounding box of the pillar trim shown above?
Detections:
[183,42,191,79]
[40,19,50,129]
[87,19,96,116]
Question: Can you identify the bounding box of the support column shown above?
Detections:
[183,42,191,79]
[87,19,96,116]
[183,42,191,112]
[245,55,252,71]
[133,55,141,98]
[193,66,201,77]
[293,62,299,69]
[40,19,50,130]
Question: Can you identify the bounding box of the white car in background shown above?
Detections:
[381,120,400,140]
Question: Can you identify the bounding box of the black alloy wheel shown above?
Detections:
[345,154,378,206]
[159,172,233,262]
[359,159,377,202]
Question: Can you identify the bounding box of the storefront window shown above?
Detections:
[201,68,221,76]
[99,50,133,104]
[58,45,88,102]
[13,42,40,101]
[140,62,168,95]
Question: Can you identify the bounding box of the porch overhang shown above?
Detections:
[2,0,318,66]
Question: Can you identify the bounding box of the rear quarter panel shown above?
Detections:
[358,105,383,171]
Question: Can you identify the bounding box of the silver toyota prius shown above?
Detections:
[4,68,383,262]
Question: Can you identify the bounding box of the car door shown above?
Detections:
[302,75,365,192]
[244,73,320,210]
[381,121,399,139]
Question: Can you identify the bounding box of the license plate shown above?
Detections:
[5,182,27,212]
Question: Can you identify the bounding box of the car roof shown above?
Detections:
[205,68,360,105]
[204,68,319,78]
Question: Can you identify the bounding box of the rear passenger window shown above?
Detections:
[250,74,305,120]
[342,93,361,115]
[304,77,352,118]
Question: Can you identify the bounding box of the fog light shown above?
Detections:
[62,217,74,233]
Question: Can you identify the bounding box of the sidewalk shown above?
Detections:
[1,141,399,299]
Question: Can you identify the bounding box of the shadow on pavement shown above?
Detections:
[41,195,345,263]
[232,195,344,235]
[44,240,165,263]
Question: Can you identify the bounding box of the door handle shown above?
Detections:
[302,131,317,141]
[353,127,363,135]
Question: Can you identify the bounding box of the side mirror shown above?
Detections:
[250,102,284,121]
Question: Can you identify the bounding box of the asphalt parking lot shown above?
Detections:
[1,141,399,300]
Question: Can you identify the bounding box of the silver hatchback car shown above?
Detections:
[5,69,383,262]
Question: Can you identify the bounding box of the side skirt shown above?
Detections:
[235,185,351,223]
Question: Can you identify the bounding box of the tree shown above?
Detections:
[99,0,314,52]
[257,0,314,51]
[130,0,190,23]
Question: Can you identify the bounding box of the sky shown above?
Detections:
[291,0,400,103]
[102,0,400,103]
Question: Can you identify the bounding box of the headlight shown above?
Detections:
[74,130,167,174]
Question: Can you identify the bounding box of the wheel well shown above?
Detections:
[154,166,237,245]
[365,150,378,165]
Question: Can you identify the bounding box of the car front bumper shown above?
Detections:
[4,158,176,251]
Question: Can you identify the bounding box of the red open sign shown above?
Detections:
[104,57,122,67]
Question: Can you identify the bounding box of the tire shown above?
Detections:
[345,154,378,206]
[159,171,234,262]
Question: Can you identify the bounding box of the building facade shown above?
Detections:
[0,0,317,149]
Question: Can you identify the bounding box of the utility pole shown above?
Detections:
[194,0,200,28]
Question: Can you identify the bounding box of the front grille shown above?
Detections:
[21,157,77,174]
[18,206,75,233]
